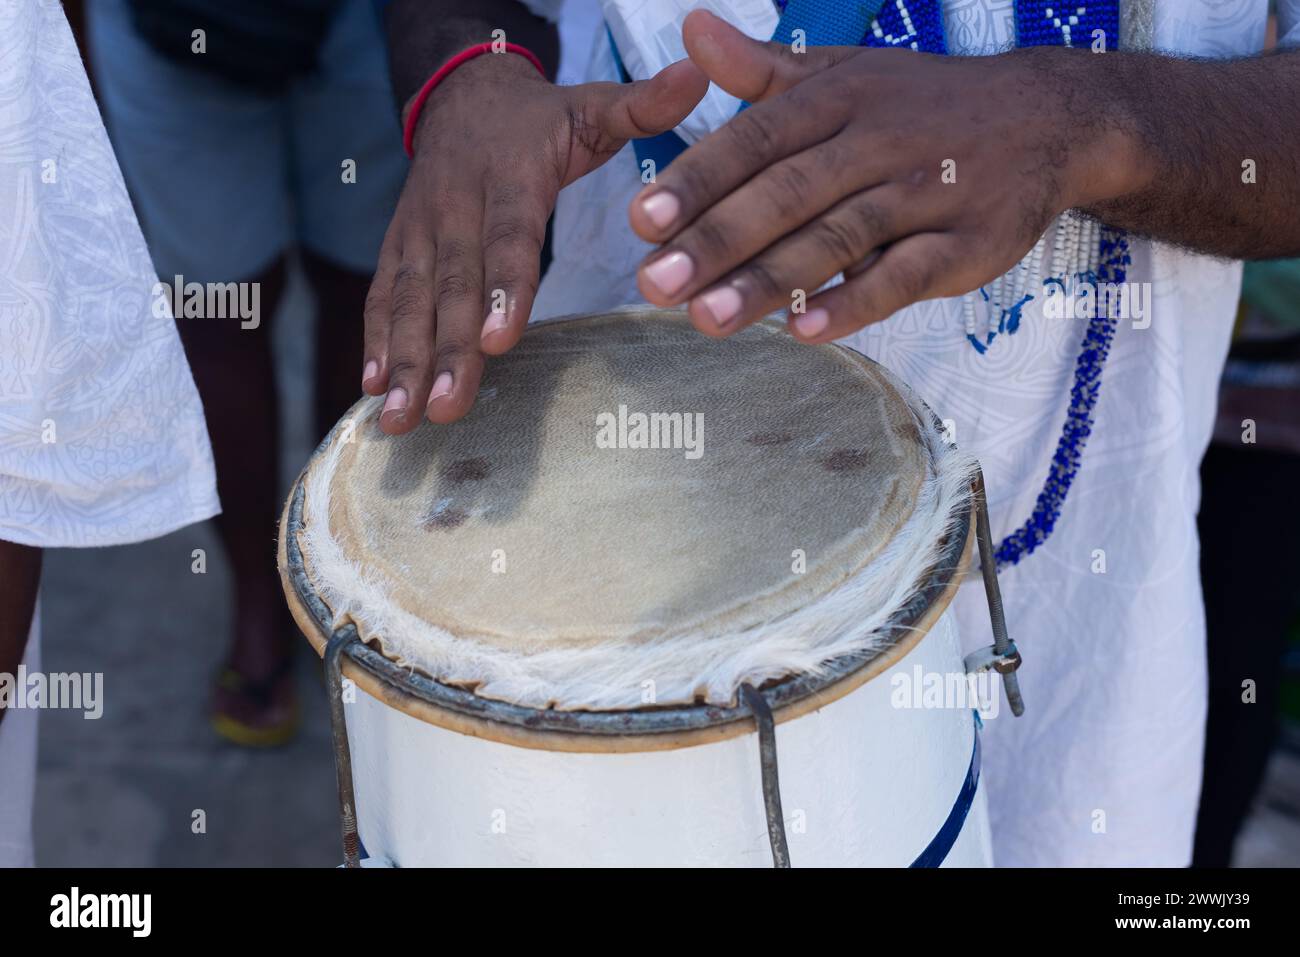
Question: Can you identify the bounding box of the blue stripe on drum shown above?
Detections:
[910,730,981,867]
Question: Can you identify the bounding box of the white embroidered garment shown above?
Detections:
[0,0,220,548]
[538,0,1289,865]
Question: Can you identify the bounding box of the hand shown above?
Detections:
[364,52,707,433]
[628,10,1140,343]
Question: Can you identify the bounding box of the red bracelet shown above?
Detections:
[402,42,546,157]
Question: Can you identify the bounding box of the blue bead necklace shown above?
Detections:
[800,0,1130,569]
[628,0,1133,569]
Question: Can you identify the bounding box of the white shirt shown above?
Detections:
[0,0,220,549]
[535,0,1288,865]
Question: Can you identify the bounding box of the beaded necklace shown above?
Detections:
[621,0,1149,568]
[773,0,1136,568]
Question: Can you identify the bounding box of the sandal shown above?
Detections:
[209,655,300,748]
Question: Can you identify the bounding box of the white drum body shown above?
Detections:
[346,609,991,868]
[281,312,1010,869]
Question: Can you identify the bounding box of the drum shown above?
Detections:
[278,309,1022,867]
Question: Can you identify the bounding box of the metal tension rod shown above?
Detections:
[971,470,1025,717]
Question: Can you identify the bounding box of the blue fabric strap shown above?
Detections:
[771,0,885,46]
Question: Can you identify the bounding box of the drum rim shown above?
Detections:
[281,475,970,746]
[278,378,971,751]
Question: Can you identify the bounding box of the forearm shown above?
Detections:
[383,0,560,116]
[1074,48,1300,259]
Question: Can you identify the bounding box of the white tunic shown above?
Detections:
[0,0,220,548]
[536,0,1289,865]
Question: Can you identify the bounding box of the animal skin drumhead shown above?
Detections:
[297,310,946,708]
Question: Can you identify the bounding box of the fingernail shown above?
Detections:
[697,286,742,327]
[481,310,510,342]
[382,387,408,417]
[640,191,680,230]
[794,308,829,338]
[643,250,693,298]
[429,371,453,401]
[362,359,378,385]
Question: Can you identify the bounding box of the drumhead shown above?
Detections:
[283,309,975,713]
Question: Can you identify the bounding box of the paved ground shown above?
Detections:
[30,265,1300,867]
[36,266,338,867]
[1235,726,1300,867]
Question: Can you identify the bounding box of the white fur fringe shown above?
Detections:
[299,377,977,711]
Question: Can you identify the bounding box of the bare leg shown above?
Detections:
[303,251,370,438]
[0,540,41,729]
[177,258,299,745]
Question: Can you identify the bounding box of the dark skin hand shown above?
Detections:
[375,5,1300,421]
[364,0,707,434]
[630,10,1300,342]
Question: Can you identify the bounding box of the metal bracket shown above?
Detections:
[971,469,1025,717]
[964,640,1022,676]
